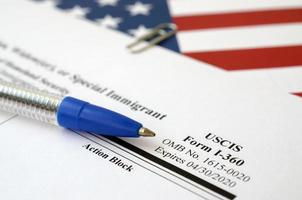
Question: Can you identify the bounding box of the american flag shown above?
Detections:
[34,0,302,97]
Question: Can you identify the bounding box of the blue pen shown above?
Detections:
[0,80,155,137]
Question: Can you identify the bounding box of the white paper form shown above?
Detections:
[0,1,302,200]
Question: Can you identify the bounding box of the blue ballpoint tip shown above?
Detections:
[138,127,156,137]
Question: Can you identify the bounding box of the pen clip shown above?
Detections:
[127,23,177,54]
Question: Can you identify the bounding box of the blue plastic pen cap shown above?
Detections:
[57,97,142,137]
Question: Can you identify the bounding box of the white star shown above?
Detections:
[97,0,119,7]
[64,6,90,18]
[95,15,122,29]
[34,0,59,9]
[128,25,150,37]
[126,1,152,16]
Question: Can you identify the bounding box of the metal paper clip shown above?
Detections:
[127,23,177,53]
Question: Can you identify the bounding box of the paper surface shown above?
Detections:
[0,1,302,199]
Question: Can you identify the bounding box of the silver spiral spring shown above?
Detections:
[0,80,63,125]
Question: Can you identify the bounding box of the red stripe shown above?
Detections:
[173,8,302,31]
[184,45,302,70]
[293,92,302,97]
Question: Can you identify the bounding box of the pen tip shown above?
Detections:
[139,127,156,137]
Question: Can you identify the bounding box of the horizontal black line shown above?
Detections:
[105,136,236,200]
[0,114,235,199]
[74,131,209,200]
[93,134,221,200]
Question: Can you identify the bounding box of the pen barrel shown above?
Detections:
[0,80,63,125]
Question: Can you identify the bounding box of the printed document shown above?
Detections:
[0,1,302,199]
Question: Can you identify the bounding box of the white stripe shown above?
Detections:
[232,67,302,92]
[169,0,302,16]
[177,23,302,52]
